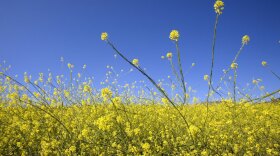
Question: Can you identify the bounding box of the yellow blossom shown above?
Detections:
[101,32,108,41]
[204,75,209,81]
[69,146,76,152]
[231,62,238,69]
[166,52,172,59]
[161,98,169,105]
[214,0,224,15]
[242,35,250,45]
[101,88,112,100]
[141,143,150,151]
[261,61,267,67]
[169,30,179,41]
[83,85,92,93]
[132,59,139,67]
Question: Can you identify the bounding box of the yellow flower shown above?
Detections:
[132,59,139,67]
[101,32,108,41]
[166,52,172,59]
[112,97,121,105]
[67,63,74,69]
[133,128,141,135]
[231,63,238,69]
[81,129,89,137]
[161,98,169,105]
[169,30,179,41]
[185,93,190,99]
[101,88,112,99]
[64,90,70,98]
[83,85,92,93]
[214,0,224,15]
[242,35,250,45]
[141,143,150,151]
[69,146,76,152]
[193,97,198,103]
[204,75,209,81]
[261,61,267,67]
[252,79,258,84]
[24,73,30,83]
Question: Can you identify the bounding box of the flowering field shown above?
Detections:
[1,0,280,155]
[1,101,279,155]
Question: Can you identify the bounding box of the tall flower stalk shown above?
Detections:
[231,63,238,103]
[169,30,187,104]
[204,0,224,141]
[175,41,187,104]
[206,13,220,105]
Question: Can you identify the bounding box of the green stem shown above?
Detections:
[175,41,187,104]
[233,69,237,103]
[169,59,184,103]
[206,14,219,105]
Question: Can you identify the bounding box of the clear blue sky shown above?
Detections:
[0,0,279,100]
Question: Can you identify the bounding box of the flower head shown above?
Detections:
[83,64,87,69]
[169,30,179,41]
[231,63,238,69]
[261,61,267,67]
[141,143,150,151]
[101,88,112,100]
[204,75,209,81]
[67,63,74,69]
[242,35,250,45]
[161,98,169,105]
[214,0,224,15]
[83,85,92,93]
[252,79,258,84]
[101,32,108,41]
[166,52,172,59]
[132,59,139,67]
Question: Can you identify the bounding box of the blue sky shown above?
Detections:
[0,0,279,101]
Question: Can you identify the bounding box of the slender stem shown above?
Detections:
[169,60,181,88]
[233,69,237,103]
[203,14,219,143]
[270,69,280,81]
[206,14,219,105]
[244,88,280,103]
[175,41,187,104]
[169,59,184,103]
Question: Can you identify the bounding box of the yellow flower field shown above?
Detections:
[1,100,279,155]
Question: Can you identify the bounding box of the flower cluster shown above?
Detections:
[169,30,179,41]
[242,35,250,45]
[132,59,139,67]
[214,0,224,15]
[101,32,108,41]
